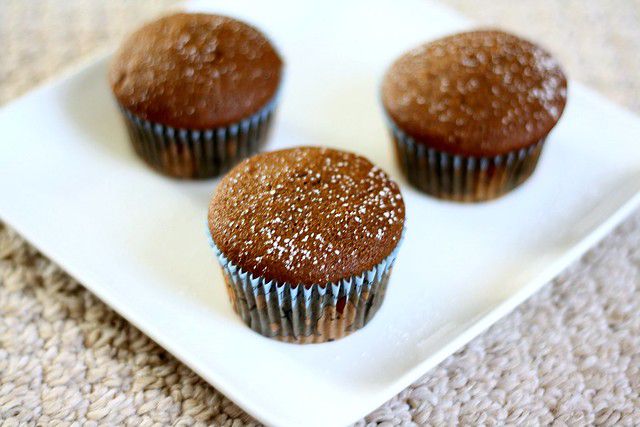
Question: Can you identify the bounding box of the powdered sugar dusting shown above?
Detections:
[382,30,567,155]
[209,147,405,285]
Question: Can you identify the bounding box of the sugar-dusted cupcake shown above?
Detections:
[208,147,405,343]
[109,13,283,179]
[381,30,567,202]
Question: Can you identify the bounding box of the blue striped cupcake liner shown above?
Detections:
[207,227,405,344]
[118,97,278,179]
[387,119,546,202]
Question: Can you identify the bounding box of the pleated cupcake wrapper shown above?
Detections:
[118,97,277,179]
[207,228,405,344]
[388,119,546,202]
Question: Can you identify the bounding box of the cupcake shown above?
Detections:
[109,13,283,179]
[207,147,405,343]
[381,30,567,202]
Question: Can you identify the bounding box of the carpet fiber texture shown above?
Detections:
[1,1,640,425]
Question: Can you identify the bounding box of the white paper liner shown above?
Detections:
[207,227,405,343]
[387,117,546,202]
[118,97,278,179]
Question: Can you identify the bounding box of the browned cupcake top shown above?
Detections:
[381,30,567,156]
[208,147,405,286]
[109,13,283,129]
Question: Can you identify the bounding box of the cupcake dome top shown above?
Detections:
[109,13,282,129]
[208,147,405,286]
[381,30,567,156]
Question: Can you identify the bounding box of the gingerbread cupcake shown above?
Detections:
[208,147,405,343]
[109,13,283,179]
[382,30,567,201]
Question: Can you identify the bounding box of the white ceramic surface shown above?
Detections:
[1,0,640,425]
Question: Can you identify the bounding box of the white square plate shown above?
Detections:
[2,0,640,425]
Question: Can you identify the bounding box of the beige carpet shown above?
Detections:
[1,1,640,425]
